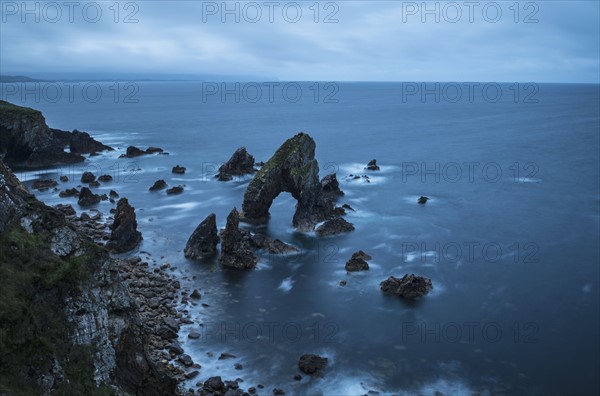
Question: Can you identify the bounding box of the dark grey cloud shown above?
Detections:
[1,0,598,82]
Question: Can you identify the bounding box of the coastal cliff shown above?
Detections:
[0,160,177,394]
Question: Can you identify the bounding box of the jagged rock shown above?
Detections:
[219,208,257,270]
[68,129,113,154]
[380,274,433,300]
[418,196,429,204]
[315,217,355,237]
[166,185,183,195]
[149,179,167,191]
[77,187,101,206]
[240,133,339,231]
[366,159,380,171]
[119,146,163,158]
[251,233,299,254]
[204,376,226,393]
[106,198,142,253]
[59,187,80,198]
[171,165,186,174]
[345,250,371,271]
[184,213,219,260]
[217,147,256,181]
[32,179,58,191]
[109,190,119,199]
[54,204,76,216]
[98,174,113,182]
[81,171,96,183]
[298,354,328,375]
[321,173,344,198]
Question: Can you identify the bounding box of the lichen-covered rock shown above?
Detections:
[380,274,433,300]
[106,198,142,253]
[240,133,340,231]
[217,147,255,181]
[219,208,257,269]
[184,213,220,260]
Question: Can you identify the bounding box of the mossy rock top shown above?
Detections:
[0,100,42,119]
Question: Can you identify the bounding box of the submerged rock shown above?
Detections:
[219,208,258,270]
[320,173,344,199]
[204,376,226,393]
[120,146,164,158]
[172,165,186,174]
[106,198,142,253]
[298,354,328,375]
[345,250,371,271]
[217,147,256,181]
[366,159,380,171]
[149,179,167,191]
[184,213,220,260]
[77,187,101,206]
[166,185,184,195]
[380,274,433,300]
[315,217,355,237]
[98,174,113,182]
[240,133,342,231]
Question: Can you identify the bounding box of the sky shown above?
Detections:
[0,0,599,82]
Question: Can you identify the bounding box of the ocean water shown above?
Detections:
[4,82,599,395]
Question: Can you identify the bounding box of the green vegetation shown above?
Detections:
[0,100,41,118]
[0,226,110,395]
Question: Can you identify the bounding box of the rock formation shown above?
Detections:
[345,250,371,271]
[184,213,220,260]
[366,159,380,171]
[217,147,256,181]
[81,171,96,183]
[32,179,58,191]
[298,354,328,375]
[380,274,433,300]
[172,165,186,174]
[219,208,258,269]
[418,196,429,204]
[149,179,167,191]
[320,173,344,199]
[315,217,355,237]
[0,159,176,395]
[106,198,142,253]
[67,129,113,154]
[119,146,164,158]
[0,100,112,167]
[77,187,101,206]
[240,133,347,232]
[166,185,184,195]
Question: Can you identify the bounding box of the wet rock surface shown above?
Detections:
[106,198,142,253]
[184,213,220,260]
[380,274,433,300]
[217,147,256,181]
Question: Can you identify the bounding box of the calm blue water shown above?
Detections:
[4,82,599,395]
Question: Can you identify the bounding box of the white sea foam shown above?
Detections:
[277,277,294,292]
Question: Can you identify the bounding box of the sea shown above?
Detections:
[2,81,599,395]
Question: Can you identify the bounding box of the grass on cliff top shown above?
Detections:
[0,100,41,117]
[0,225,112,396]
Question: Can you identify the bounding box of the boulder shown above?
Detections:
[380,274,433,300]
[166,185,184,195]
[184,213,220,260]
[217,147,256,181]
[298,354,328,375]
[172,165,186,174]
[59,187,80,198]
[32,179,58,191]
[149,179,167,191]
[109,190,119,199]
[219,208,258,270]
[345,250,371,271]
[320,173,344,198]
[106,198,142,253]
[418,196,429,204]
[77,187,101,206]
[81,171,96,183]
[240,133,339,231]
[315,217,355,237]
[204,376,225,393]
[366,159,380,171]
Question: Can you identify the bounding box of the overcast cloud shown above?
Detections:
[0,0,598,82]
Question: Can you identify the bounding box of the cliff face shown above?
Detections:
[0,100,111,167]
[0,160,177,395]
